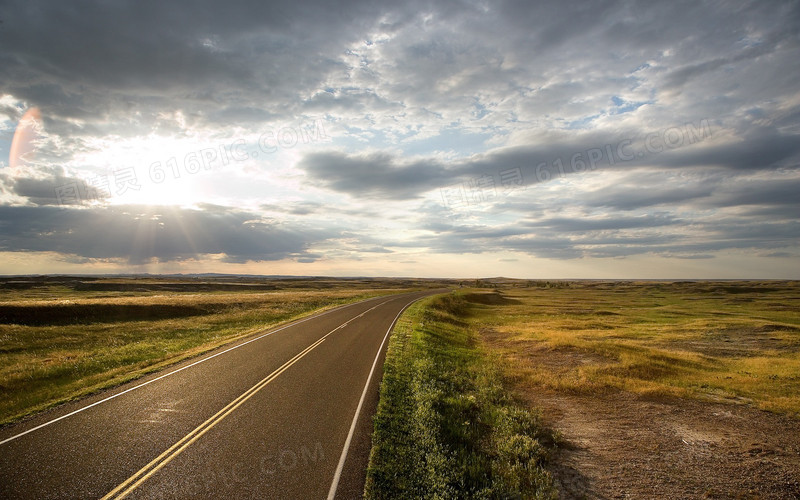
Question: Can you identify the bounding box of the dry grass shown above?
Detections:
[468,281,800,417]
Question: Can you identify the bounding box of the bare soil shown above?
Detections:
[527,389,800,499]
[498,343,800,499]
[526,391,800,499]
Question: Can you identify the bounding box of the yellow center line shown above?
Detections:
[101,301,386,500]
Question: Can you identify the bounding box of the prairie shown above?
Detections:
[465,280,800,498]
[366,281,800,498]
[473,280,800,416]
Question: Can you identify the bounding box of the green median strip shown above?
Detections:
[365,292,557,499]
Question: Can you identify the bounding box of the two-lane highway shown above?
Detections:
[0,289,444,499]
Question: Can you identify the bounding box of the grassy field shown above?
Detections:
[469,280,800,417]
[366,281,799,498]
[365,293,557,499]
[0,276,447,425]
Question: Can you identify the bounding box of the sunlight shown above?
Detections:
[107,175,212,207]
[74,134,224,207]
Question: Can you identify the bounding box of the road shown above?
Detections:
[0,289,443,499]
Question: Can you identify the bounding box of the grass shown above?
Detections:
[469,281,800,417]
[365,292,557,499]
[0,278,421,425]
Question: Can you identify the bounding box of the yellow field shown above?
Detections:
[468,281,800,416]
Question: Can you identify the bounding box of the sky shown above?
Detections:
[0,0,798,279]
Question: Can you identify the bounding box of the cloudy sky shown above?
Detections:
[1,0,798,278]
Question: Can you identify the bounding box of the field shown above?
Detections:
[365,281,800,498]
[0,275,450,425]
[465,280,800,498]
[474,280,800,415]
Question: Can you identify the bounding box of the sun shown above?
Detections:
[108,174,212,207]
[75,134,221,207]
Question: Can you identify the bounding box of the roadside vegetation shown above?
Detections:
[0,277,433,425]
[365,293,557,499]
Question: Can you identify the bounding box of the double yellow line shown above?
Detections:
[102,299,387,499]
[102,335,328,499]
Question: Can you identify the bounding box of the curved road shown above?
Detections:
[0,289,444,499]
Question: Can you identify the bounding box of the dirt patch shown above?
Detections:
[504,359,800,499]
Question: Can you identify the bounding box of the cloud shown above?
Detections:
[647,129,800,171]
[296,122,799,202]
[0,204,335,264]
[712,177,800,208]
[406,210,799,260]
[0,0,385,146]
[0,0,798,277]
[0,165,106,206]
[298,151,452,200]
[525,214,679,232]
[396,164,800,261]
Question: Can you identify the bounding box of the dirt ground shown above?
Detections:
[478,329,800,499]
[480,330,800,500]
[523,388,800,499]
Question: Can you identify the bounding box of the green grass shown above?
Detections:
[0,284,406,425]
[469,281,800,417]
[365,293,557,499]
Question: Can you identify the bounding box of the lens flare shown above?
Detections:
[9,107,43,168]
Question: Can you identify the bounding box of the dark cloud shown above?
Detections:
[296,123,800,202]
[299,151,453,200]
[0,166,106,206]
[761,252,795,259]
[406,211,799,260]
[399,169,800,260]
[0,0,399,136]
[2,0,797,132]
[648,129,800,171]
[525,215,679,232]
[712,178,800,208]
[584,184,713,211]
[0,204,335,264]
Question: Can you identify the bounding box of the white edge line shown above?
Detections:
[326,293,428,500]
[0,294,394,447]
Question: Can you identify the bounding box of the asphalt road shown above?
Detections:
[0,289,444,499]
